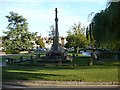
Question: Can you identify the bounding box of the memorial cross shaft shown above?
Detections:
[53,8,59,51]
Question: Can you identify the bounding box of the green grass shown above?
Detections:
[2,65,119,82]
[0,57,6,61]
[0,57,2,61]
[2,52,120,82]
[71,57,90,66]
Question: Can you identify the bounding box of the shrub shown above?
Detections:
[12,50,20,54]
[5,49,20,54]
[5,49,12,54]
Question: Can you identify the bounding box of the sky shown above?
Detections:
[0,0,108,37]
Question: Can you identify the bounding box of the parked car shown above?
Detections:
[67,47,74,52]
[80,50,92,56]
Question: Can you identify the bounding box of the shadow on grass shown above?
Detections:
[2,63,119,73]
[2,64,119,81]
[2,69,64,80]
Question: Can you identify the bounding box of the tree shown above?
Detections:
[46,25,55,44]
[65,22,88,55]
[67,22,85,35]
[65,35,75,48]
[0,36,2,50]
[36,38,45,48]
[49,25,55,39]
[106,2,120,50]
[2,11,37,51]
[87,1,120,50]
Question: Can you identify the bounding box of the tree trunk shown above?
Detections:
[76,46,79,56]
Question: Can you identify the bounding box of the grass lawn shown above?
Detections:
[0,57,6,61]
[2,65,119,82]
[0,57,2,61]
[1,52,120,82]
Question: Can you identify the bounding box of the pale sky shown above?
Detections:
[0,0,108,37]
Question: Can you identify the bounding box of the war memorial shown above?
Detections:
[37,8,72,64]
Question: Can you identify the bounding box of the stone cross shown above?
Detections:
[53,8,59,51]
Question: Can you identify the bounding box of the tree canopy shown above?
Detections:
[65,22,88,54]
[49,25,55,39]
[2,11,37,51]
[87,2,120,50]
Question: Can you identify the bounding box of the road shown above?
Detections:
[2,84,119,90]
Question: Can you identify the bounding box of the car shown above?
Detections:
[80,50,92,56]
[80,49,102,57]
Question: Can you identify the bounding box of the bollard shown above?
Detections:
[72,54,75,61]
[35,54,37,59]
[20,56,23,61]
[72,54,75,57]
[10,58,13,64]
[89,58,93,66]
[76,54,78,56]
[38,53,41,58]
[31,55,33,60]
[30,55,33,65]
[58,59,62,66]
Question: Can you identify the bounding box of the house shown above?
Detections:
[32,36,67,50]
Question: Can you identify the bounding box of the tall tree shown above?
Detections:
[3,11,37,51]
[47,25,55,44]
[65,22,88,55]
[0,36,2,50]
[49,25,55,39]
[87,1,120,50]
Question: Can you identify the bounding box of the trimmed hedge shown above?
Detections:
[72,57,90,66]
[5,49,20,54]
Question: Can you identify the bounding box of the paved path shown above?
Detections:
[2,80,119,90]
[2,84,119,90]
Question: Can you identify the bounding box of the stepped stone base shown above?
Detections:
[37,50,73,63]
